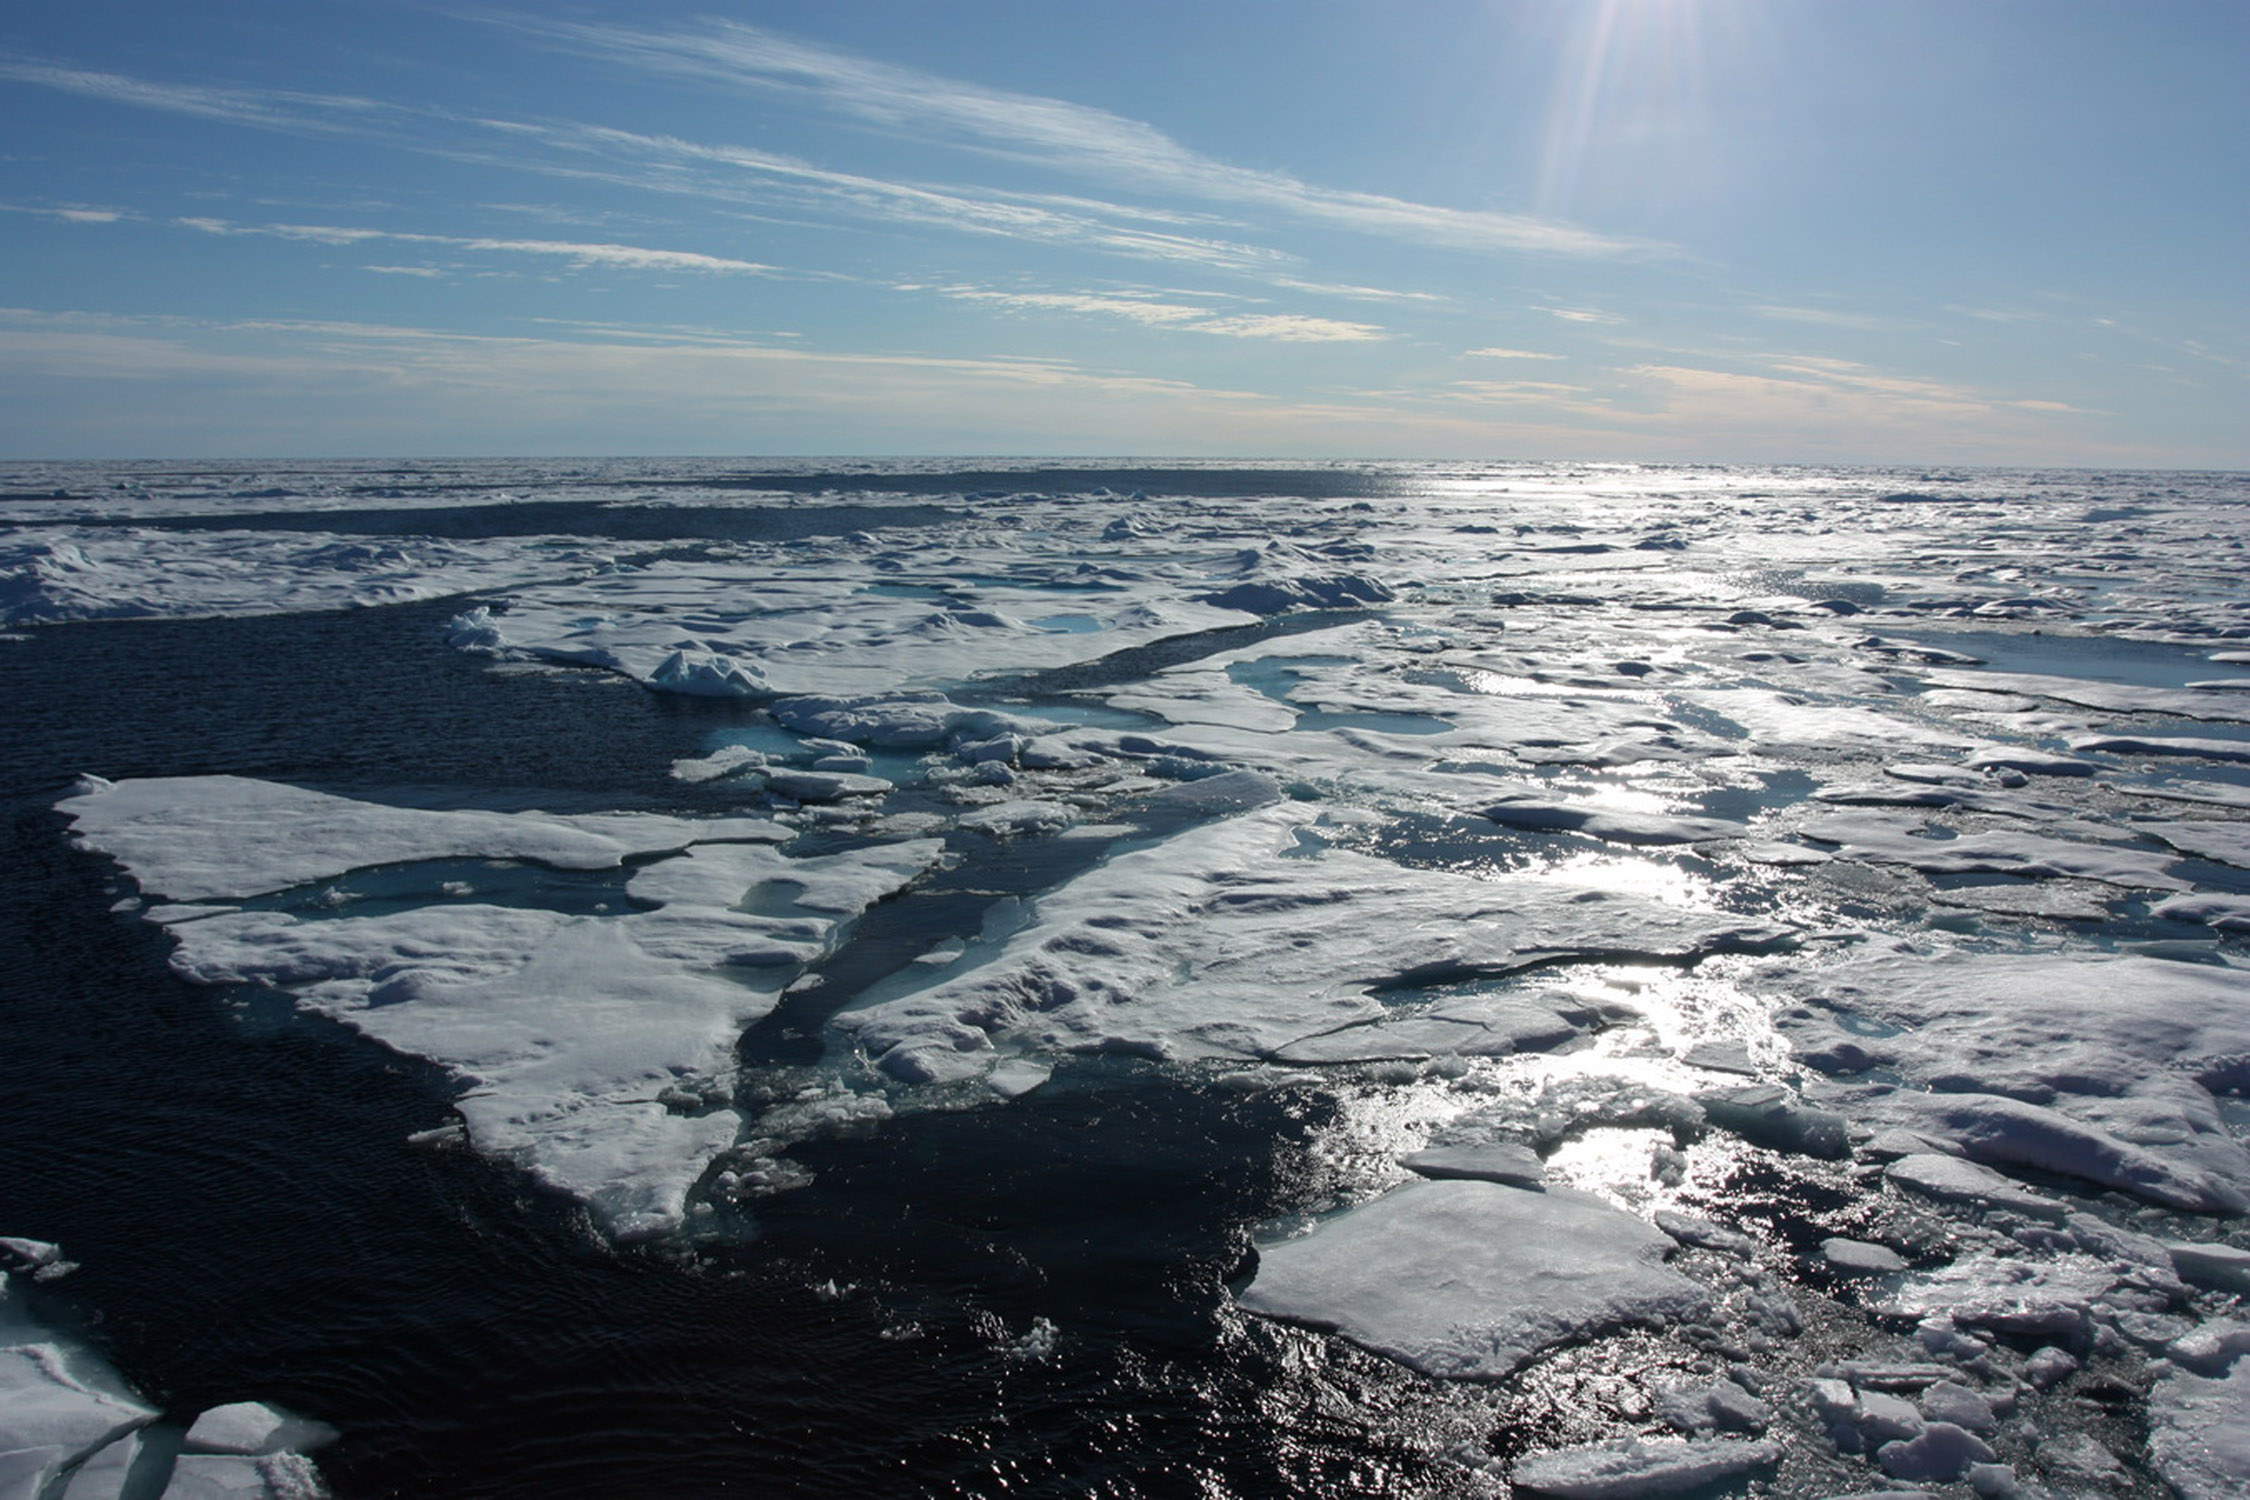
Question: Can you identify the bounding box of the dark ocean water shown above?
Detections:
[0,585,1459,1499]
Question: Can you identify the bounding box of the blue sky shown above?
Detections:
[3,1,2243,463]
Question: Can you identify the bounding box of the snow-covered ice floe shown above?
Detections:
[27,459,2250,1494]
[63,774,937,1238]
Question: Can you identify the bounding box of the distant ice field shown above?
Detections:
[5,457,2250,1499]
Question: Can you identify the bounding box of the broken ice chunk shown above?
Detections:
[1399,1140,1545,1188]
[1885,1153,2068,1223]
[1823,1238,1908,1275]
[1698,1084,1849,1159]
[1510,1436,1779,1498]
[183,1401,336,1456]
[2167,1241,2250,1297]
[1480,795,1746,846]
[1877,1421,1994,1483]
[2149,1358,2250,1500]
[1236,1180,1706,1380]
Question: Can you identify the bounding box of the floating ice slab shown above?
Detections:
[843,803,1793,1084]
[1400,1140,1545,1187]
[69,776,940,1237]
[1885,1153,2066,1223]
[1479,796,1746,846]
[0,1270,168,1499]
[65,775,785,903]
[1796,811,2187,890]
[1510,1436,1780,1498]
[183,1402,336,1457]
[1,526,605,627]
[2150,1359,2250,1500]
[1777,947,2250,1211]
[1237,1181,1705,1380]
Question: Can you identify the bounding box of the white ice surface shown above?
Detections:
[1237,1180,1706,1380]
[1511,1437,1779,1498]
[183,1403,335,1457]
[842,801,1791,1084]
[2151,1358,2250,1500]
[68,776,941,1238]
[65,775,786,903]
[1774,946,2250,1210]
[1,526,608,627]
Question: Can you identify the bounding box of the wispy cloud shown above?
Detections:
[1,53,1289,275]
[1747,304,1892,330]
[1,201,132,224]
[495,15,1660,259]
[1464,346,1564,360]
[175,216,779,275]
[0,58,389,134]
[935,286,1384,342]
[1193,313,1385,342]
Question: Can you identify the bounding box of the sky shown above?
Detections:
[2,0,2244,464]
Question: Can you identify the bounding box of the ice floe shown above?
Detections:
[64,775,940,1237]
[1237,1180,1706,1380]
[840,800,1793,1085]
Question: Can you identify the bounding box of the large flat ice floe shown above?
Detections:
[841,798,1794,1085]
[1238,1180,1707,1380]
[64,775,940,1238]
[0,526,609,626]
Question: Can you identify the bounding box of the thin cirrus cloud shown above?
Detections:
[460,119,1295,273]
[174,217,781,275]
[0,53,1292,276]
[0,58,390,134]
[937,287,1386,342]
[493,14,1661,260]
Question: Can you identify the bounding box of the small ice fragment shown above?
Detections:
[1399,1140,1544,1187]
[1480,796,1745,846]
[0,1237,74,1280]
[1884,1154,2067,1223]
[2021,1345,2078,1388]
[1698,1085,1848,1159]
[1962,747,2096,777]
[1877,1422,1994,1483]
[2037,1432,2124,1483]
[1823,1237,1907,1275]
[987,1060,1052,1099]
[183,1401,337,1456]
[1680,1038,1758,1077]
[1917,1381,1997,1433]
[2167,1241,2250,1296]
[762,769,891,803]
[1511,1436,1779,1498]
[1652,1211,1760,1258]
[1004,1317,1057,1361]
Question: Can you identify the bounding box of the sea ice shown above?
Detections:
[2149,1358,2250,1500]
[65,775,786,903]
[68,776,941,1236]
[1236,1180,1706,1380]
[184,1403,336,1457]
[1509,1435,1779,1498]
[842,802,1793,1085]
